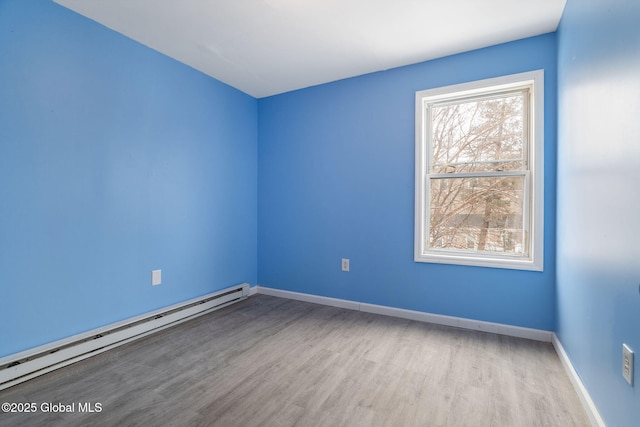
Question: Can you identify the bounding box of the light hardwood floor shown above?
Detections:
[0,294,590,427]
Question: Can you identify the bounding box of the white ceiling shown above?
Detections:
[53,0,566,98]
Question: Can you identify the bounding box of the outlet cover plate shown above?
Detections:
[152,269,162,286]
[623,343,634,386]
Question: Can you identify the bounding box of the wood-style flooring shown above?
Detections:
[0,294,590,426]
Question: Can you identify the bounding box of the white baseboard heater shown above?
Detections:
[0,283,250,391]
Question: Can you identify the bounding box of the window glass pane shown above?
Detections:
[429,176,526,255]
[431,93,525,174]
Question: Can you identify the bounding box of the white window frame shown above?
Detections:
[414,70,544,271]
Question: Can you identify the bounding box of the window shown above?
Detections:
[415,71,543,271]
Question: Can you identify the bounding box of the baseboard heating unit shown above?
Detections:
[0,283,250,391]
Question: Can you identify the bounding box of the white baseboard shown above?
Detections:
[255,286,552,342]
[257,286,360,311]
[552,334,606,427]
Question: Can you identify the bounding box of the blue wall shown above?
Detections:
[258,34,558,330]
[0,0,257,357]
[4,1,638,422]
[556,0,640,425]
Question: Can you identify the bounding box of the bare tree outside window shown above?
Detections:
[429,92,527,255]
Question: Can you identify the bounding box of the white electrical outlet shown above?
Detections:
[341,258,349,272]
[623,343,634,386]
[152,269,162,286]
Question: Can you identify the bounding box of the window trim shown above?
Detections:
[414,70,544,271]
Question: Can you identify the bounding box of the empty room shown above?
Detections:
[0,0,638,426]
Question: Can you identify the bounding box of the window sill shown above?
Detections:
[414,252,543,271]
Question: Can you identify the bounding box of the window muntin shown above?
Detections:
[415,71,543,271]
